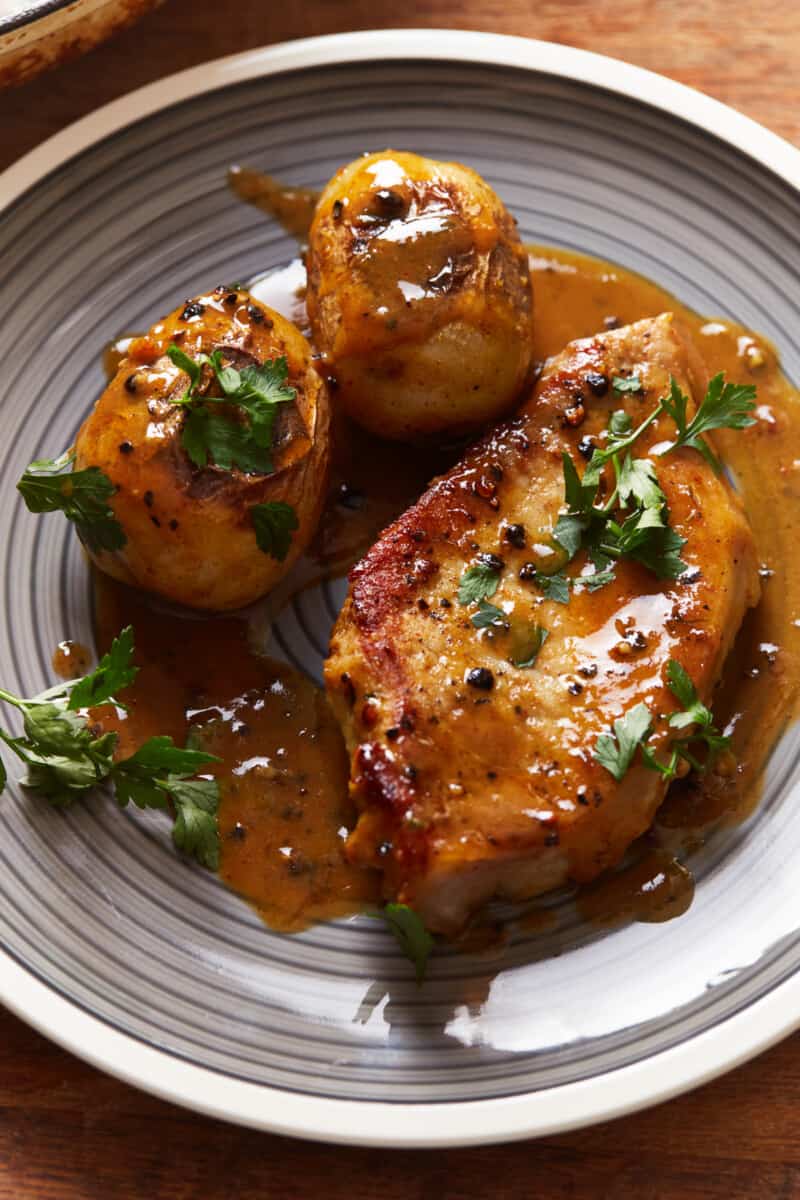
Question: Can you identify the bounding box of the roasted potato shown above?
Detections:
[306,150,534,442]
[75,288,330,611]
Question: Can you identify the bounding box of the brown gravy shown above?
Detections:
[87,241,800,936]
[92,576,379,931]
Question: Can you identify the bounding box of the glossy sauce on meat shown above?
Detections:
[83,241,800,934]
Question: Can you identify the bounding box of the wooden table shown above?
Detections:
[2,3,800,1195]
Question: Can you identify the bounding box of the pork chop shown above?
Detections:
[325,314,760,934]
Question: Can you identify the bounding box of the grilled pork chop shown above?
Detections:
[325,314,760,934]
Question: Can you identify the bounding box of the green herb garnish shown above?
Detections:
[0,629,220,868]
[612,374,643,395]
[594,659,731,782]
[594,702,653,782]
[17,451,126,552]
[510,623,549,669]
[531,571,570,604]
[378,903,434,984]
[470,601,508,630]
[458,562,501,606]
[658,373,756,473]
[167,344,295,474]
[251,501,300,562]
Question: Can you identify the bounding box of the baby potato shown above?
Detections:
[75,288,330,611]
[306,150,534,442]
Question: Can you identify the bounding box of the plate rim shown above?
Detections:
[3,27,800,1147]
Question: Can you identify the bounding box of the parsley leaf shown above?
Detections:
[17,452,126,553]
[458,562,501,605]
[167,343,295,475]
[379,903,434,984]
[67,626,137,711]
[664,659,730,757]
[470,601,508,630]
[251,501,300,561]
[617,454,665,511]
[0,633,221,869]
[510,623,549,668]
[660,374,757,473]
[532,571,570,604]
[182,408,273,473]
[168,777,221,870]
[612,374,643,395]
[594,702,653,781]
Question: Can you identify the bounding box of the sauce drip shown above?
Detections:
[577,847,695,926]
[51,639,90,680]
[92,575,378,931]
[227,166,319,240]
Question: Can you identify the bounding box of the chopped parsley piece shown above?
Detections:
[594,702,653,781]
[378,903,434,984]
[458,562,501,605]
[470,601,508,630]
[510,623,549,669]
[17,451,126,553]
[0,631,221,868]
[594,660,731,782]
[251,501,299,561]
[167,344,295,475]
[532,570,570,605]
[659,373,756,473]
[612,374,643,394]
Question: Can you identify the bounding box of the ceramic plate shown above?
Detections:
[2,30,800,1147]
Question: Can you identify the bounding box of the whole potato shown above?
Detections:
[306,150,534,442]
[74,288,330,611]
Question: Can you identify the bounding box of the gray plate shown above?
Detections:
[2,31,800,1145]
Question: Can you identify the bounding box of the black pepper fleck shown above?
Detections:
[440,598,452,608]
[465,667,494,691]
[578,663,598,679]
[578,436,596,460]
[567,680,583,696]
[477,552,505,572]
[124,374,138,394]
[143,491,154,508]
[504,523,526,549]
[169,519,179,531]
[584,371,609,396]
[119,441,133,455]
[181,301,205,321]
[386,726,400,741]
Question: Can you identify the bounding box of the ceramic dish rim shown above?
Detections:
[2,28,800,1147]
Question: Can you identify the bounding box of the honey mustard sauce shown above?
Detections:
[87,236,800,936]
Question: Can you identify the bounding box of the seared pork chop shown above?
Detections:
[325,314,760,934]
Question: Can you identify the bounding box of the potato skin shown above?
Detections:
[75,288,330,611]
[306,150,534,442]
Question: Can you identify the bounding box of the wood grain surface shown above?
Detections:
[2,2,800,1195]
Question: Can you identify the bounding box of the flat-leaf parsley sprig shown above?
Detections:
[0,626,221,868]
[167,343,296,475]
